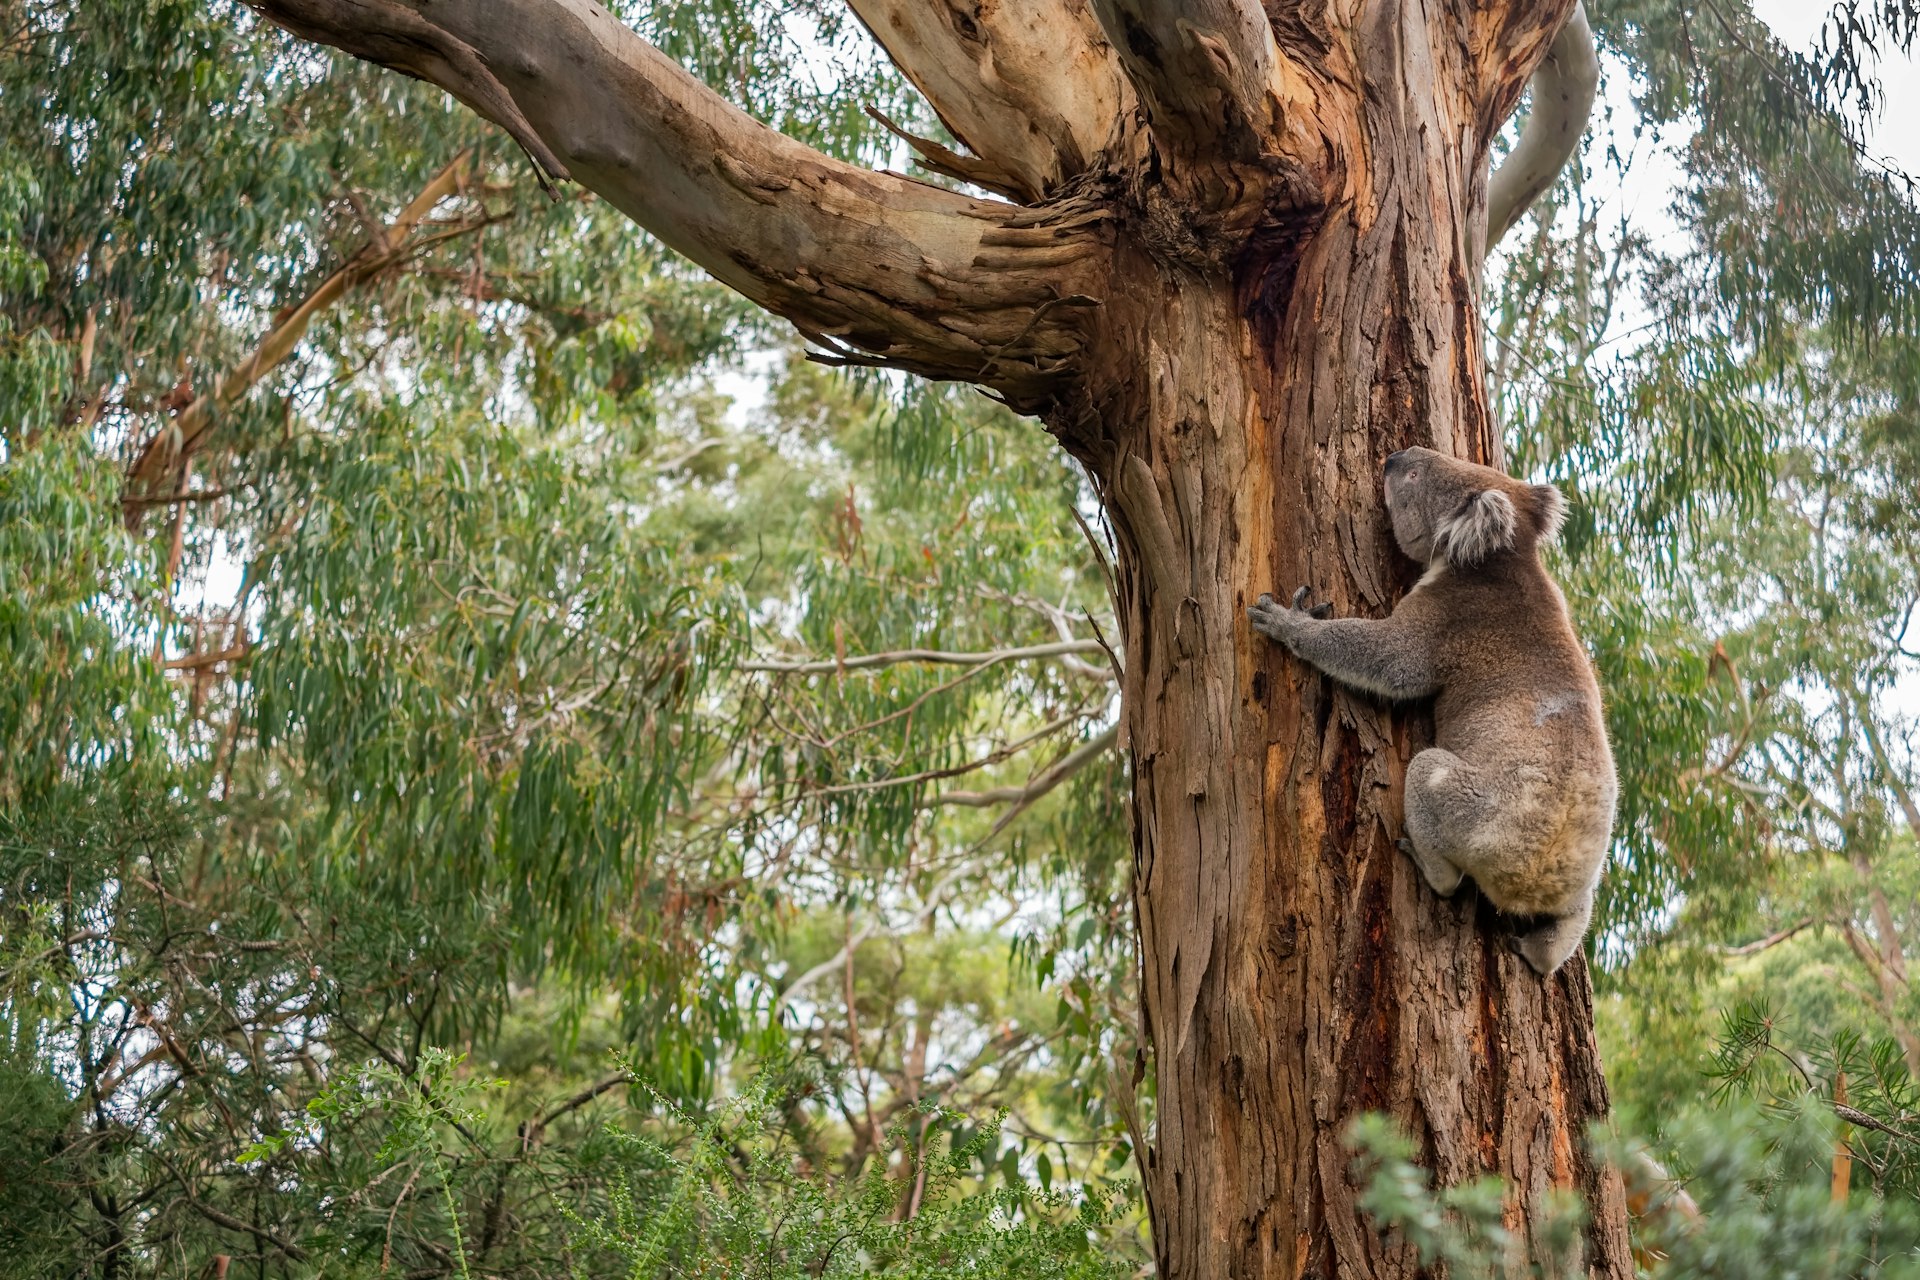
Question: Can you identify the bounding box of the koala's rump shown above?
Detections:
[1464,769,1613,916]
[1438,702,1615,918]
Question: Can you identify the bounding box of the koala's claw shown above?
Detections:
[1249,588,1331,643]
[1290,586,1335,619]
[1395,838,1415,856]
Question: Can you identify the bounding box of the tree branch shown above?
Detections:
[1484,1,1597,254]
[773,852,987,1019]
[160,642,250,672]
[926,724,1119,807]
[517,1073,630,1151]
[156,1153,309,1262]
[125,148,475,498]
[243,0,1112,403]
[1717,917,1814,957]
[1087,0,1280,162]
[845,0,1129,202]
[741,639,1110,675]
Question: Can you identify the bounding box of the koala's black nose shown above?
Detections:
[1385,449,1409,472]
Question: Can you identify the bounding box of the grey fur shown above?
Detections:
[1247,447,1615,975]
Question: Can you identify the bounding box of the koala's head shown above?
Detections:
[1382,447,1567,569]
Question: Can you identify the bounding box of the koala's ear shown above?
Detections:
[1531,484,1568,542]
[1436,489,1518,567]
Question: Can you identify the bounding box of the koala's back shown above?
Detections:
[1421,561,1616,915]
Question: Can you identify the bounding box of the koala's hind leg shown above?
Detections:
[1512,893,1594,976]
[1398,747,1489,897]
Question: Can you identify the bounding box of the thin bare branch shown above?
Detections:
[1857,689,1920,842]
[160,643,250,672]
[773,854,983,1018]
[926,724,1119,807]
[801,712,1088,798]
[1718,917,1814,957]
[156,1153,309,1262]
[125,149,475,497]
[1836,1103,1920,1146]
[518,1073,631,1151]
[741,638,1110,675]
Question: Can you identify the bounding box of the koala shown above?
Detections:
[1247,446,1615,975]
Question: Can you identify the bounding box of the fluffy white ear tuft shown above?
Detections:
[1532,484,1568,541]
[1436,489,1518,567]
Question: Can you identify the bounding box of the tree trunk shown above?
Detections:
[1049,37,1633,1280]
[232,0,1630,1273]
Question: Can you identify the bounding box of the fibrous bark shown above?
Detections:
[236,0,1620,1274]
[1088,0,1284,161]
[845,0,1130,201]
[1070,4,1627,1267]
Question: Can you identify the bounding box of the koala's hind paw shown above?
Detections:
[1510,915,1584,976]
[1397,837,1465,897]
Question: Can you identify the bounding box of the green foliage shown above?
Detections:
[1347,1115,1587,1278]
[566,1064,1134,1279]
[1626,1100,1920,1278]
[1351,1099,1920,1279]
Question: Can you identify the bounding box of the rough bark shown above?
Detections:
[235,0,1627,1274]
[1088,0,1283,161]
[845,0,1130,201]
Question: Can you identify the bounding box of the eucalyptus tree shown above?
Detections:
[218,0,1637,1269]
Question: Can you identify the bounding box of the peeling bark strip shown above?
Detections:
[845,0,1131,201]
[238,0,1620,1274]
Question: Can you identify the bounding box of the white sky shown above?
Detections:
[1754,0,1920,174]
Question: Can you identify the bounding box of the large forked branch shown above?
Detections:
[1484,1,1598,254]
[1087,0,1281,162]
[846,0,1130,203]
[243,0,1111,403]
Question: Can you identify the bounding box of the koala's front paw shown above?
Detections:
[1248,587,1332,645]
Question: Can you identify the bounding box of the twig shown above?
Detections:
[925,725,1118,807]
[799,711,1086,798]
[741,639,1108,675]
[1718,918,1814,957]
[1836,1103,1920,1146]
[156,1153,309,1262]
[518,1073,632,1151]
